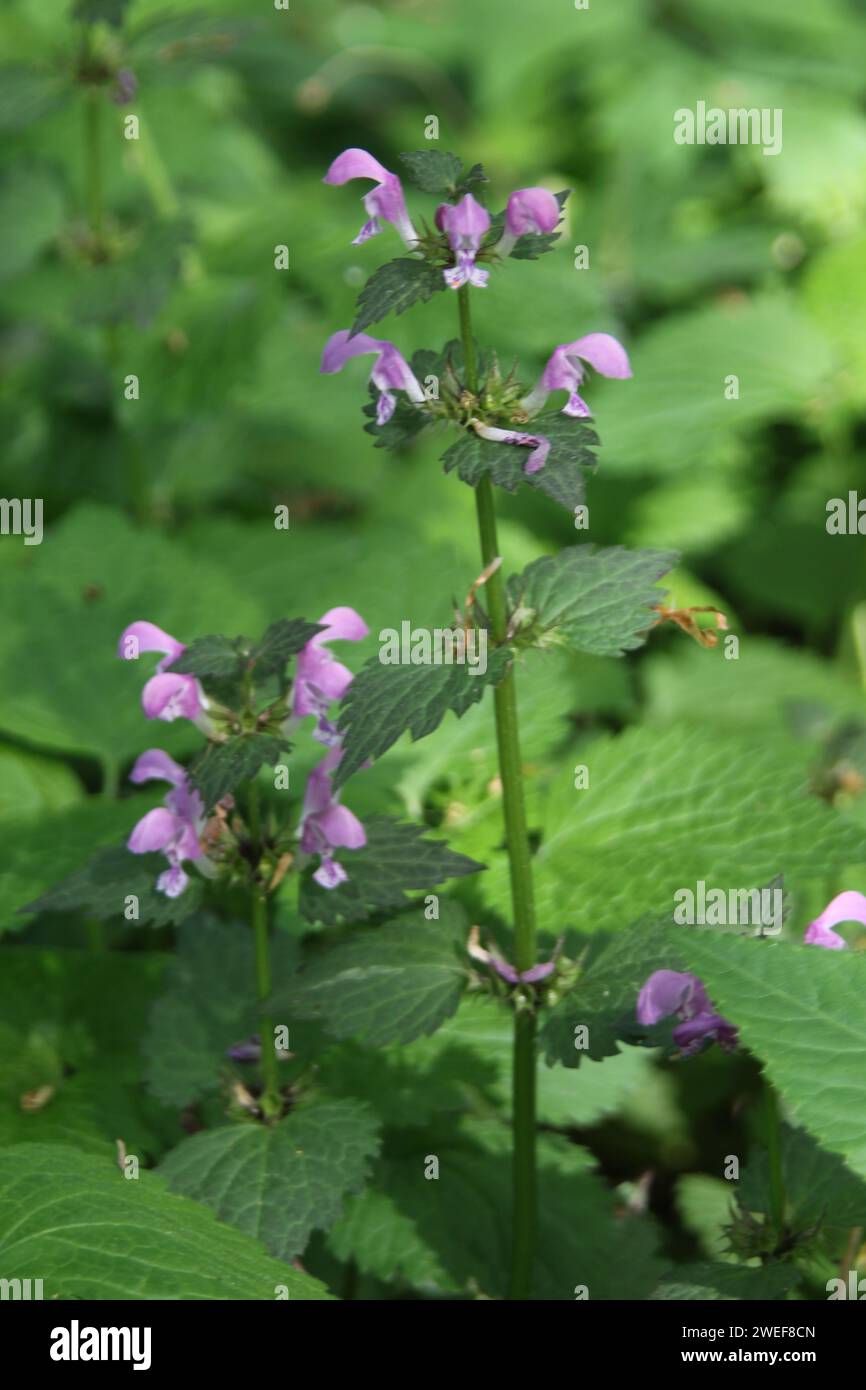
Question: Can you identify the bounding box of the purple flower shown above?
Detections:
[804,890,866,950]
[298,745,366,889]
[522,334,632,418]
[290,606,369,744]
[466,926,557,984]
[127,749,206,898]
[321,330,426,425]
[494,187,561,259]
[637,969,738,1058]
[226,1036,261,1063]
[469,418,550,475]
[436,193,491,289]
[324,148,418,248]
[118,621,213,732]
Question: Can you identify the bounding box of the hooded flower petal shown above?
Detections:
[118,620,185,668]
[321,330,425,424]
[805,890,866,949]
[292,607,369,738]
[128,807,178,854]
[636,969,699,1025]
[522,333,632,417]
[141,671,203,723]
[324,148,418,248]
[494,187,561,258]
[436,193,491,289]
[129,748,188,787]
[157,862,190,898]
[469,418,550,474]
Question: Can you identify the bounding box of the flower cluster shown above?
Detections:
[321,148,632,476]
[637,891,866,1057]
[118,608,370,897]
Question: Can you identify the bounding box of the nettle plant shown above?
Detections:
[28,148,866,1302]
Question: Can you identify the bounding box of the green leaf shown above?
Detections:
[351,257,445,336]
[738,1124,866,1233]
[272,902,468,1046]
[250,618,323,679]
[651,1262,796,1301]
[0,1144,329,1299]
[20,844,203,929]
[508,544,677,657]
[73,220,193,330]
[159,1098,380,1260]
[329,1119,662,1299]
[188,733,286,808]
[335,643,512,785]
[0,746,82,823]
[482,725,865,939]
[142,914,299,1109]
[676,934,866,1183]
[441,409,598,512]
[399,150,464,194]
[299,815,484,927]
[168,634,244,680]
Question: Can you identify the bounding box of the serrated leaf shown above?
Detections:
[399,150,464,194]
[159,1098,380,1260]
[0,68,71,131]
[0,1144,329,1299]
[250,618,323,679]
[335,643,512,785]
[351,257,445,336]
[272,902,468,1046]
[168,634,243,680]
[508,544,677,657]
[143,914,299,1108]
[20,843,203,929]
[675,934,866,1183]
[441,409,598,512]
[328,1119,662,1299]
[299,815,483,927]
[483,725,865,940]
[188,733,285,808]
[651,1262,796,1301]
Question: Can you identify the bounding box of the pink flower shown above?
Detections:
[522,334,632,418]
[324,148,418,248]
[127,749,206,898]
[495,187,561,258]
[118,621,213,731]
[299,745,366,889]
[290,607,369,745]
[804,891,866,950]
[637,970,738,1058]
[321,331,426,424]
[436,193,491,289]
[468,418,550,475]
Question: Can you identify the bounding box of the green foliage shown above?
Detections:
[352,258,446,337]
[509,544,678,656]
[335,642,512,784]
[0,1144,329,1299]
[272,902,468,1047]
[399,150,465,195]
[188,732,286,807]
[159,1099,381,1262]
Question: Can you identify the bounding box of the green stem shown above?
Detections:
[248,782,281,1121]
[83,87,104,241]
[458,284,537,1299]
[763,1075,786,1242]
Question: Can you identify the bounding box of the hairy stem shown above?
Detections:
[763,1075,786,1242]
[248,781,281,1121]
[458,284,538,1299]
